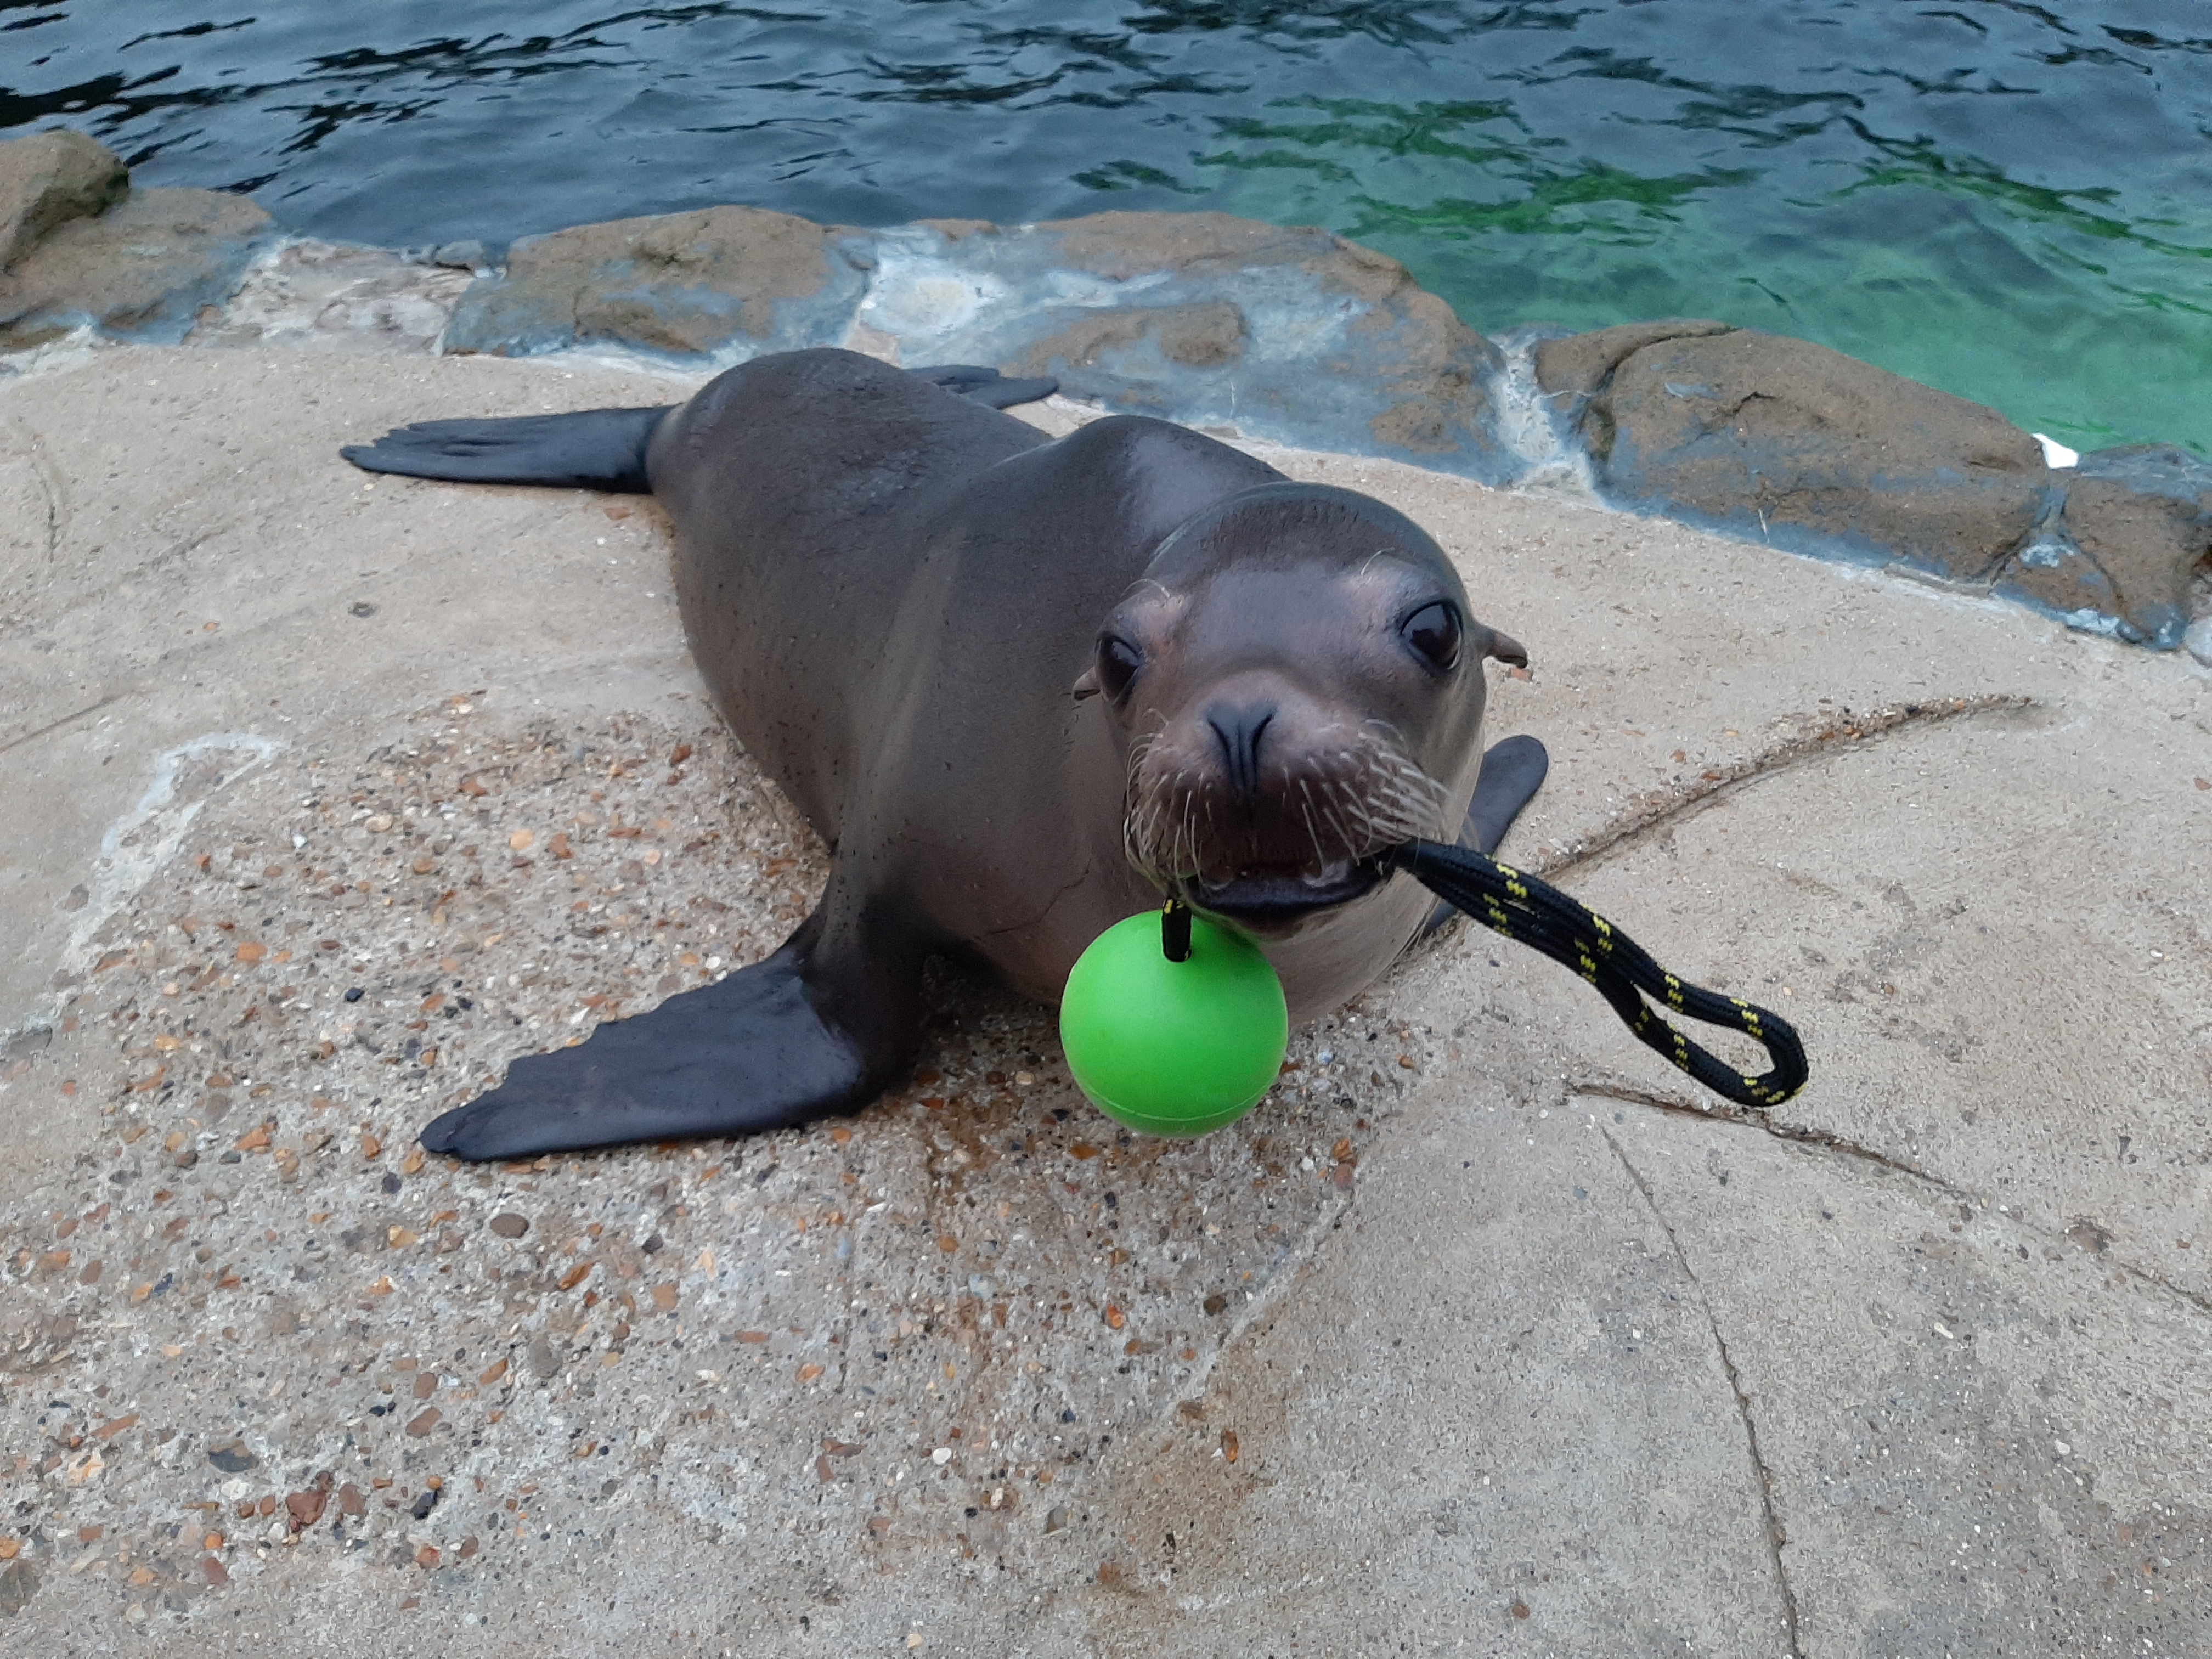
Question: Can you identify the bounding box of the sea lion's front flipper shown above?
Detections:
[1462,734,1549,856]
[420,899,923,1161]
[1422,735,1549,937]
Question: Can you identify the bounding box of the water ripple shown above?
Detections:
[0,0,2204,453]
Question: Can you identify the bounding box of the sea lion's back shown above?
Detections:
[652,348,1049,838]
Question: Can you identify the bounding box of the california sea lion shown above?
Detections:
[343,347,1547,1160]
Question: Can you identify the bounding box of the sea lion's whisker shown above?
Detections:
[1297,777,1327,872]
[1369,769,1438,830]
[1318,785,1359,865]
[1150,774,1182,883]
[1344,773,1380,843]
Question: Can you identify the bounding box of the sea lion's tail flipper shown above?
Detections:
[417,898,923,1161]
[340,406,672,492]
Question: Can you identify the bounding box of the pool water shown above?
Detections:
[7,1,2209,455]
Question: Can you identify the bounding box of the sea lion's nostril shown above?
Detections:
[1205,702,1276,807]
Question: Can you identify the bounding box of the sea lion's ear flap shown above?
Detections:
[1476,626,1529,668]
[1071,667,1102,701]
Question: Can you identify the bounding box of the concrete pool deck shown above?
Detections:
[1,344,2208,1656]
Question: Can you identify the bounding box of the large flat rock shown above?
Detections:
[444,206,871,361]
[1,347,2206,1654]
[1582,329,2050,581]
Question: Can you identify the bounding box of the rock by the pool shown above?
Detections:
[2010,445,2212,650]
[442,206,871,360]
[441,205,1522,486]
[1576,329,2049,582]
[0,185,274,351]
[3,132,2195,655]
[0,131,128,271]
[1532,317,1733,404]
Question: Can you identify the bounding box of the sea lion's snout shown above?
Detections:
[1114,664,1449,933]
[1201,697,1276,809]
[1082,481,1515,936]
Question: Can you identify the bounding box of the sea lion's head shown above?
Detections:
[1077,482,1525,939]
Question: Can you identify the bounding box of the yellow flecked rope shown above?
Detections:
[1386,839,1809,1109]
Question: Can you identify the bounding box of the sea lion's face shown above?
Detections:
[1079,484,1524,940]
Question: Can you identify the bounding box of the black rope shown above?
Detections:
[1383,839,1808,1110]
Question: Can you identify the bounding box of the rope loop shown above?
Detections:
[1384,840,1808,1110]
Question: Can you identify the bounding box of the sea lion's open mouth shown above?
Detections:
[1189,857,1386,926]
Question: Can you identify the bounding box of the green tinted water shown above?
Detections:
[1203,93,2210,456]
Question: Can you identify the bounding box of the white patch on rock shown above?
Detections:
[851,231,1011,351]
[2056,605,2126,640]
[1039,267,1171,309]
[0,320,116,382]
[196,238,472,356]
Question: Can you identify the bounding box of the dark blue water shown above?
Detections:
[7,2,2209,454]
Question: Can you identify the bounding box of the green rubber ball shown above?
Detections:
[1059,910,1289,1138]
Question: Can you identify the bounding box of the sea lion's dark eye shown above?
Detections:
[1096,635,1143,701]
[1401,601,1462,672]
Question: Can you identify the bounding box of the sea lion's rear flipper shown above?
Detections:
[419,898,924,1161]
[1423,735,1549,936]
[338,366,1054,492]
[341,407,672,492]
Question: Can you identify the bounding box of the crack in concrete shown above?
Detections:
[36,438,57,562]
[1603,1126,1802,1659]
[5,414,67,564]
[1533,694,2039,879]
[1576,1076,2212,1327]
[0,693,122,759]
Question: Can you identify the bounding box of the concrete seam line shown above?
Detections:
[1603,1125,1803,1659]
[1534,693,2040,881]
[0,692,122,760]
[1043,1190,1352,1568]
[1572,1075,1965,1198]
